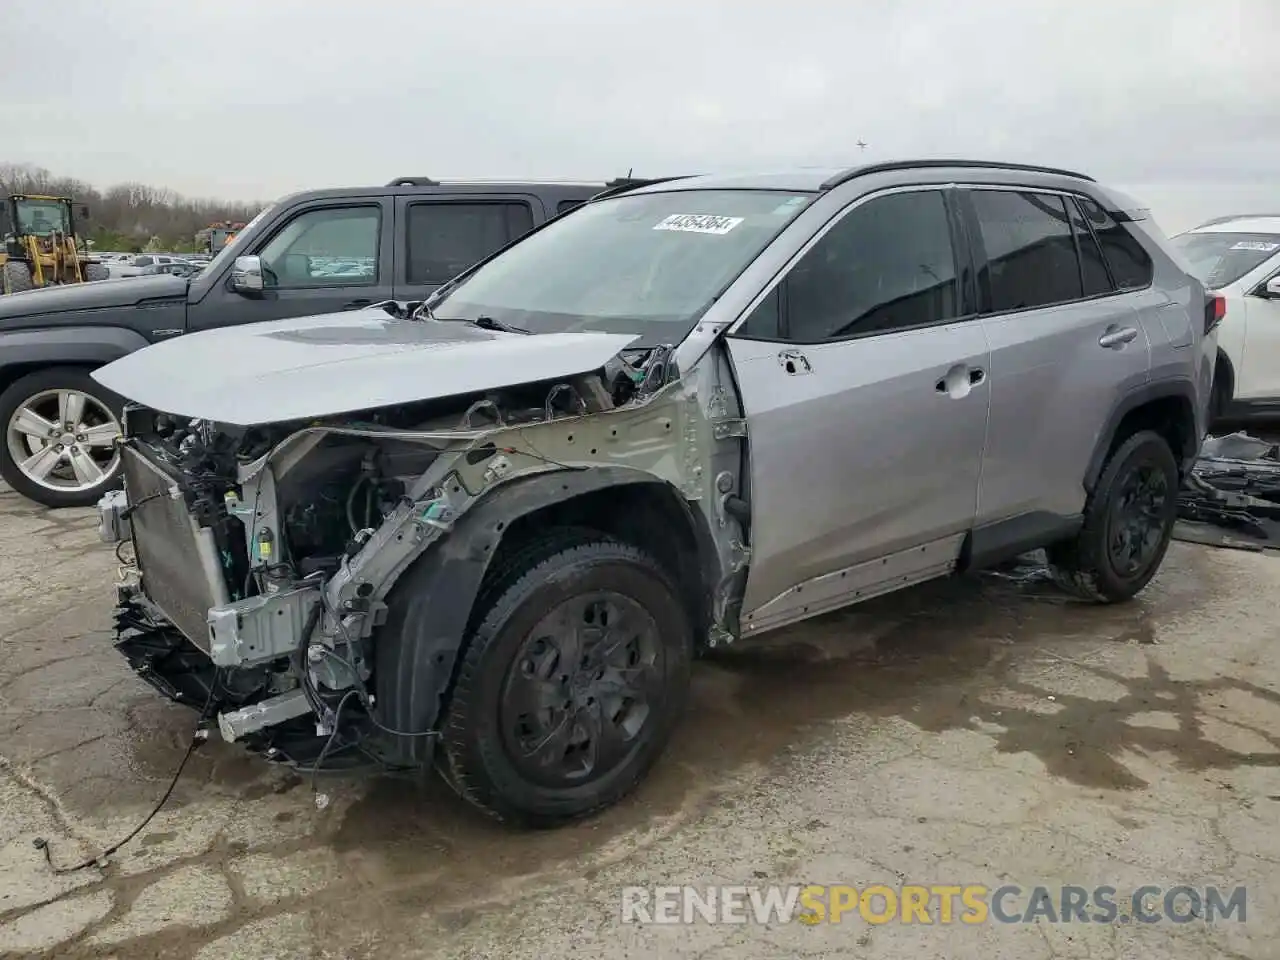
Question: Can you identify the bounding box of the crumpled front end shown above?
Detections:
[96,341,741,771]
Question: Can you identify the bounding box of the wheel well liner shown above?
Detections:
[374,467,717,766]
[1213,349,1234,410]
[1084,380,1199,492]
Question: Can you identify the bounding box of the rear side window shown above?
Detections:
[971,190,1082,311]
[1076,196,1153,290]
[557,199,585,216]
[134,256,153,266]
[406,201,534,285]
[1066,198,1115,296]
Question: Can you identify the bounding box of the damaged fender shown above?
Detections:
[371,465,715,765]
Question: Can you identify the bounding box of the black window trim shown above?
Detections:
[726,184,979,346]
[252,201,383,291]
[957,184,1153,320]
[403,197,536,287]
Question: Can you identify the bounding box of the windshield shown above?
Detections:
[15,199,70,236]
[432,189,814,343]
[203,203,275,277]
[1171,231,1280,289]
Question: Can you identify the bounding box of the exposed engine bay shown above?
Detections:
[99,338,746,772]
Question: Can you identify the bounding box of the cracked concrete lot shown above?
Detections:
[1,481,1278,960]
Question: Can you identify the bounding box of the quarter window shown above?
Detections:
[1076,195,1153,290]
[406,201,534,285]
[971,190,1082,311]
[257,205,380,288]
[745,189,961,342]
[1067,198,1115,296]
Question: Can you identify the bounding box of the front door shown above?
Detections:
[724,187,991,635]
[188,199,395,332]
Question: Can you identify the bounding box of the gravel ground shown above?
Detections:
[0,482,1277,959]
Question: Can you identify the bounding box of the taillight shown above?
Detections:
[1205,293,1226,335]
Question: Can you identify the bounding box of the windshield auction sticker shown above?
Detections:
[1230,240,1280,252]
[654,213,744,235]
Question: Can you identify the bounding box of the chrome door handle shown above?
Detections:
[1099,325,1139,348]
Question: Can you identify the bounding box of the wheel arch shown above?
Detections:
[1212,348,1235,414]
[1083,379,1199,492]
[374,466,720,765]
[0,326,150,398]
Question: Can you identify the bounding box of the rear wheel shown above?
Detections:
[427,533,692,825]
[0,367,124,508]
[2,261,33,294]
[1046,430,1179,603]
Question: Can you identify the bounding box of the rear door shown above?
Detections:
[392,194,544,303]
[724,186,991,634]
[186,198,394,332]
[964,187,1151,529]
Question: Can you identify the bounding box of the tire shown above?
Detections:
[0,367,125,508]
[1046,430,1179,603]
[2,261,33,294]
[83,263,109,282]
[388,531,693,826]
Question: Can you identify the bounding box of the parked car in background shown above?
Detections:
[94,159,1213,825]
[1171,215,1280,422]
[0,176,616,506]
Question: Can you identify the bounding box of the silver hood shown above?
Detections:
[92,308,641,426]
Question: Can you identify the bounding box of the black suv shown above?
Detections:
[0,176,615,507]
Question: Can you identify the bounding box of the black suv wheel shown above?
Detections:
[403,532,693,825]
[1046,430,1179,603]
[0,367,124,508]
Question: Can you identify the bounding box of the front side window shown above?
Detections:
[431,189,813,344]
[971,190,1082,312]
[1170,231,1280,290]
[15,200,69,236]
[739,189,961,341]
[134,256,153,267]
[258,205,380,288]
[406,202,534,285]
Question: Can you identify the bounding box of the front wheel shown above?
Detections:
[1046,430,1179,603]
[0,367,124,508]
[435,534,692,825]
[2,261,33,294]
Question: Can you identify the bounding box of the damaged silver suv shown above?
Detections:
[94,160,1214,825]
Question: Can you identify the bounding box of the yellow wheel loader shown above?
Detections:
[0,194,108,294]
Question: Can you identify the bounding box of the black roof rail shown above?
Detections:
[589,175,693,201]
[387,176,440,187]
[819,159,1096,191]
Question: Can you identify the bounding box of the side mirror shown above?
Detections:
[1266,276,1280,299]
[230,255,265,296]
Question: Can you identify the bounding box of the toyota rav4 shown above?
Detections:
[93,160,1215,825]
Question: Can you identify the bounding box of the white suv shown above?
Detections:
[1172,215,1280,420]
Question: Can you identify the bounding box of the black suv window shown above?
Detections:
[971,189,1082,311]
[1076,196,1153,290]
[557,199,585,216]
[258,205,381,288]
[745,189,960,342]
[406,201,534,285]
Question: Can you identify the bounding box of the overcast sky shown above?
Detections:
[5,0,1277,231]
